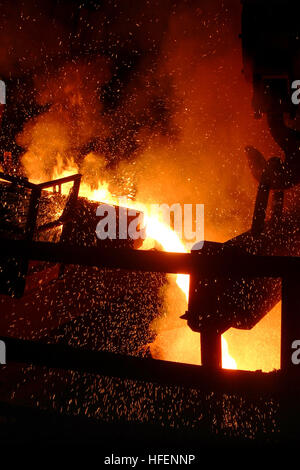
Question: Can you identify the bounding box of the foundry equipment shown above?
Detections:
[181,0,300,367]
[0,0,300,446]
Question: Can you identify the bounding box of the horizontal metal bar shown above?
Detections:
[37,174,81,189]
[1,238,300,277]
[0,336,284,396]
[0,172,37,190]
[0,172,81,191]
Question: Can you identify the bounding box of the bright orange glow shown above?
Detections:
[16,15,284,374]
[26,152,237,370]
[221,336,237,369]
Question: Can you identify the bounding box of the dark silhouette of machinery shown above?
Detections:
[181,0,300,366]
[1,0,300,446]
[1,0,300,371]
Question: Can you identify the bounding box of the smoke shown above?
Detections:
[4,0,280,239]
[0,0,284,370]
[17,58,110,181]
[7,0,281,278]
[9,0,284,241]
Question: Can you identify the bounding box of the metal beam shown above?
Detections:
[36,174,82,190]
[1,238,300,277]
[0,336,284,397]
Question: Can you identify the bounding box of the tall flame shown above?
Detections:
[16,7,282,373]
[31,154,236,370]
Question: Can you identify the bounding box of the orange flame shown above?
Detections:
[27,153,237,369]
[16,10,282,374]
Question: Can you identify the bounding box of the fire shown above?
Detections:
[141,214,236,369]
[221,337,237,369]
[27,153,237,370]
[6,5,281,373]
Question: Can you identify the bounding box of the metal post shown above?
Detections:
[25,187,41,241]
[201,331,222,368]
[281,275,300,371]
[280,275,300,441]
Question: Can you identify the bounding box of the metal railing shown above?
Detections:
[0,237,299,440]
